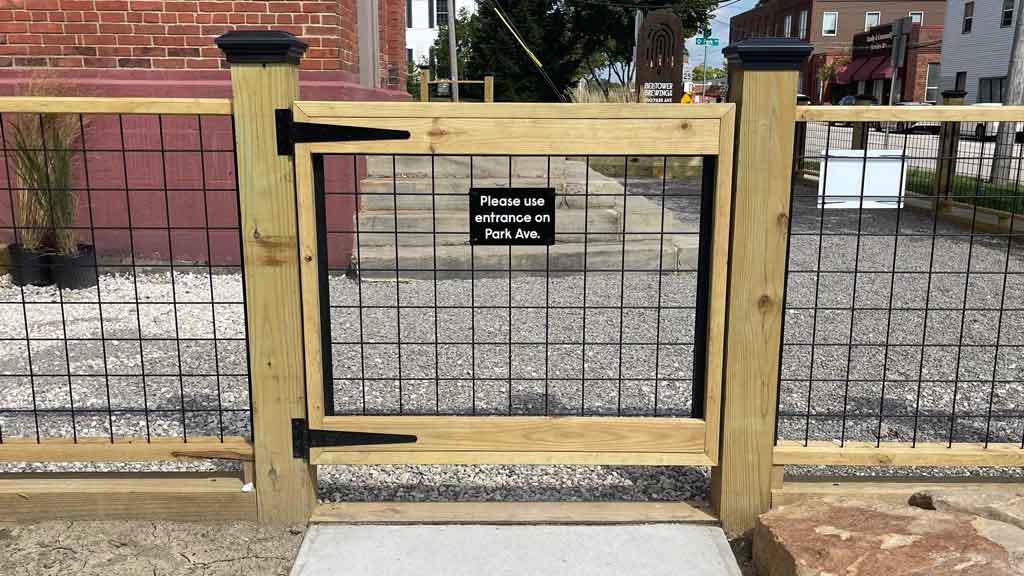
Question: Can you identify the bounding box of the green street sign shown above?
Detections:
[695,37,719,46]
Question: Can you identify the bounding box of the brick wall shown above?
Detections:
[0,0,359,72]
[0,0,408,100]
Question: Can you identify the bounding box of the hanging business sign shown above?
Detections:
[469,188,556,245]
[636,9,684,103]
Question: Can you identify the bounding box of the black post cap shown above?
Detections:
[215,30,308,65]
[723,37,812,71]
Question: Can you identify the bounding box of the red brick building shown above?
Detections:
[729,0,945,103]
[0,2,409,267]
[0,0,409,100]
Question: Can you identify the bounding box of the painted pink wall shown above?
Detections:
[0,68,408,268]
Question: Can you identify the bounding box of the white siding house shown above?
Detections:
[406,0,477,66]
[940,0,1019,103]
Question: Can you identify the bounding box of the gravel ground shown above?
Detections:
[2,173,1022,495]
[0,520,303,576]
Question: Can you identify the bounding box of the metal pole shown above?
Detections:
[632,9,642,90]
[447,0,459,102]
[702,33,709,103]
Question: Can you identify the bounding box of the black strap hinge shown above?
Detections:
[291,418,418,459]
[275,108,411,156]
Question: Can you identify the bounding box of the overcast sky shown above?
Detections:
[684,0,757,69]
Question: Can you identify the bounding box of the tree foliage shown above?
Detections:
[430,0,717,102]
[690,64,725,82]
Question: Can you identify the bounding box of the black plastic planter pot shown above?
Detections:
[7,244,52,287]
[51,244,98,290]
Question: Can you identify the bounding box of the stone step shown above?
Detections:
[355,237,698,279]
[355,199,697,247]
[367,155,564,178]
[357,208,623,246]
[359,177,624,210]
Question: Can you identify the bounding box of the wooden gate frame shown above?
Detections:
[290,101,736,467]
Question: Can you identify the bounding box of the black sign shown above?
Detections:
[469,188,555,246]
[636,9,684,103]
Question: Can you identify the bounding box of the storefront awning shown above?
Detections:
[849,56,888,82]
[870,59,895,80]
[836,58,868,84]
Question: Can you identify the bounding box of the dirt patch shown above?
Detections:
[0,520,304,576]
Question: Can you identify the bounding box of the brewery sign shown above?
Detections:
[636,9,684,103]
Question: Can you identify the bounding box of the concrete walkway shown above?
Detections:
[290,524,741,576]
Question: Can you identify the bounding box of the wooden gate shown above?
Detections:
[288,102,734,466]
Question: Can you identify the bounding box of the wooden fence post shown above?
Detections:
[419,67,430,102]
[712,38,811,535]
[934,89,966,208]
[851,93,874,149]
[216,30,317,524]
[484,75,495,103]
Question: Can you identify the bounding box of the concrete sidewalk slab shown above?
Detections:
[290,524,741,576]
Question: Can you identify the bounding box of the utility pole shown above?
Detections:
[447,0,459,102]
[632,9,642,90]
[991,0,1024,181]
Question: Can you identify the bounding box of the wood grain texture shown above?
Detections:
[0,436,253,462]
[294,146,326,429]
[0,473,256,521]
[0,96,231,115]
[315,416,705,454]
[704,104,735,465]
[301,117,720,156]
[796,104,1024,122]
[713,68,799,535]
[310,501,718,524]
[311,451,714,466]
[230,62,316,524]
[484,76,495,103]
[773,479,1024,508]
[294,101,735,120]
[774,441,1024,466]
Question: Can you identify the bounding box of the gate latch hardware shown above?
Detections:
[291,418,418,460]
[275,108,411,156]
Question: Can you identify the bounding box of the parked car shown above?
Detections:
[830,94,876,127]
[877,101,940,135]
[963,103,1024,142]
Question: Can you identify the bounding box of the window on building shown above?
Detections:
[407,0,412,28]
[979,76,1007,103]
[865,11,880,30]
[955,71,967,92]
[799,9,808,38]
[437,0,449,28]
[963,2,974,33]
[910,11,923,24]
[407,48,413,64]
[784,14,792,37]
[822,11,838,36]
[428,0,435,28]
[1002,0,1015,27]
[925,63,940,102]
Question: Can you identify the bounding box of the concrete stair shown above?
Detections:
[350,157,698,279]
[355,238,698,280]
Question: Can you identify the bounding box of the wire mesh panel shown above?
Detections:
[780,119,1024,448]
[315,153,712,418]
[0,110,250,444]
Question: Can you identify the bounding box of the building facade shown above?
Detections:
[939,0,1019,103]
[0,0,409,100]
[405,0,475,66]
[836,21,942,103]
[729,0,946,102]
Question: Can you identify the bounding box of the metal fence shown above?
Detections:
[779,119,1024,449]
[0,110,249,444]
[318,154,711,418]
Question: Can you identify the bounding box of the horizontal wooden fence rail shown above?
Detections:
[0,437,254,463]
[0,96,232,115]
[796,104,1024,122]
